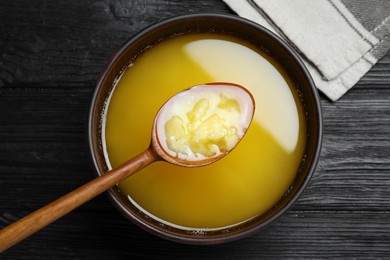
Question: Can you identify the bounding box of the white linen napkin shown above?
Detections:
[223,0,390,101]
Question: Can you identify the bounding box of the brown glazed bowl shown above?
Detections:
[88,14,322,245]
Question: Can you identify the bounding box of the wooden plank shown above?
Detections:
[1,210,389,258]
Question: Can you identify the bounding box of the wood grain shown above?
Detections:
[0,147,158,253]
[1,0,389,258]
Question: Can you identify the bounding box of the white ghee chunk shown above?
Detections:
[156,83,254,161]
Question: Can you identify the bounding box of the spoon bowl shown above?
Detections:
[152,82,255,167]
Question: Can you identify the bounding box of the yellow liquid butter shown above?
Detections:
[104,33,306,229]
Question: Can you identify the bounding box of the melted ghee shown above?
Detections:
[104,33,306,228]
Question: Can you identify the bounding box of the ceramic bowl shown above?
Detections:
[88,13,322,245]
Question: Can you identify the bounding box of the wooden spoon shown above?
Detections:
[0,82,255,252]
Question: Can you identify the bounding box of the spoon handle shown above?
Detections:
[0,147,158,253]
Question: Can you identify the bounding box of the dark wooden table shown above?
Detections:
[1,0,389,258]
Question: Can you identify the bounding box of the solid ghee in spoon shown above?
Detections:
[156,83,254,161]
[104,33,306,229]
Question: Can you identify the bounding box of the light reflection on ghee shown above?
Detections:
[184,39,299,153]
[104,33,306,228]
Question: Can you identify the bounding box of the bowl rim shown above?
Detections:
[88,13,323,245]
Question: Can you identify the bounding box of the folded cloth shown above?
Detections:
[223,0,390,101]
